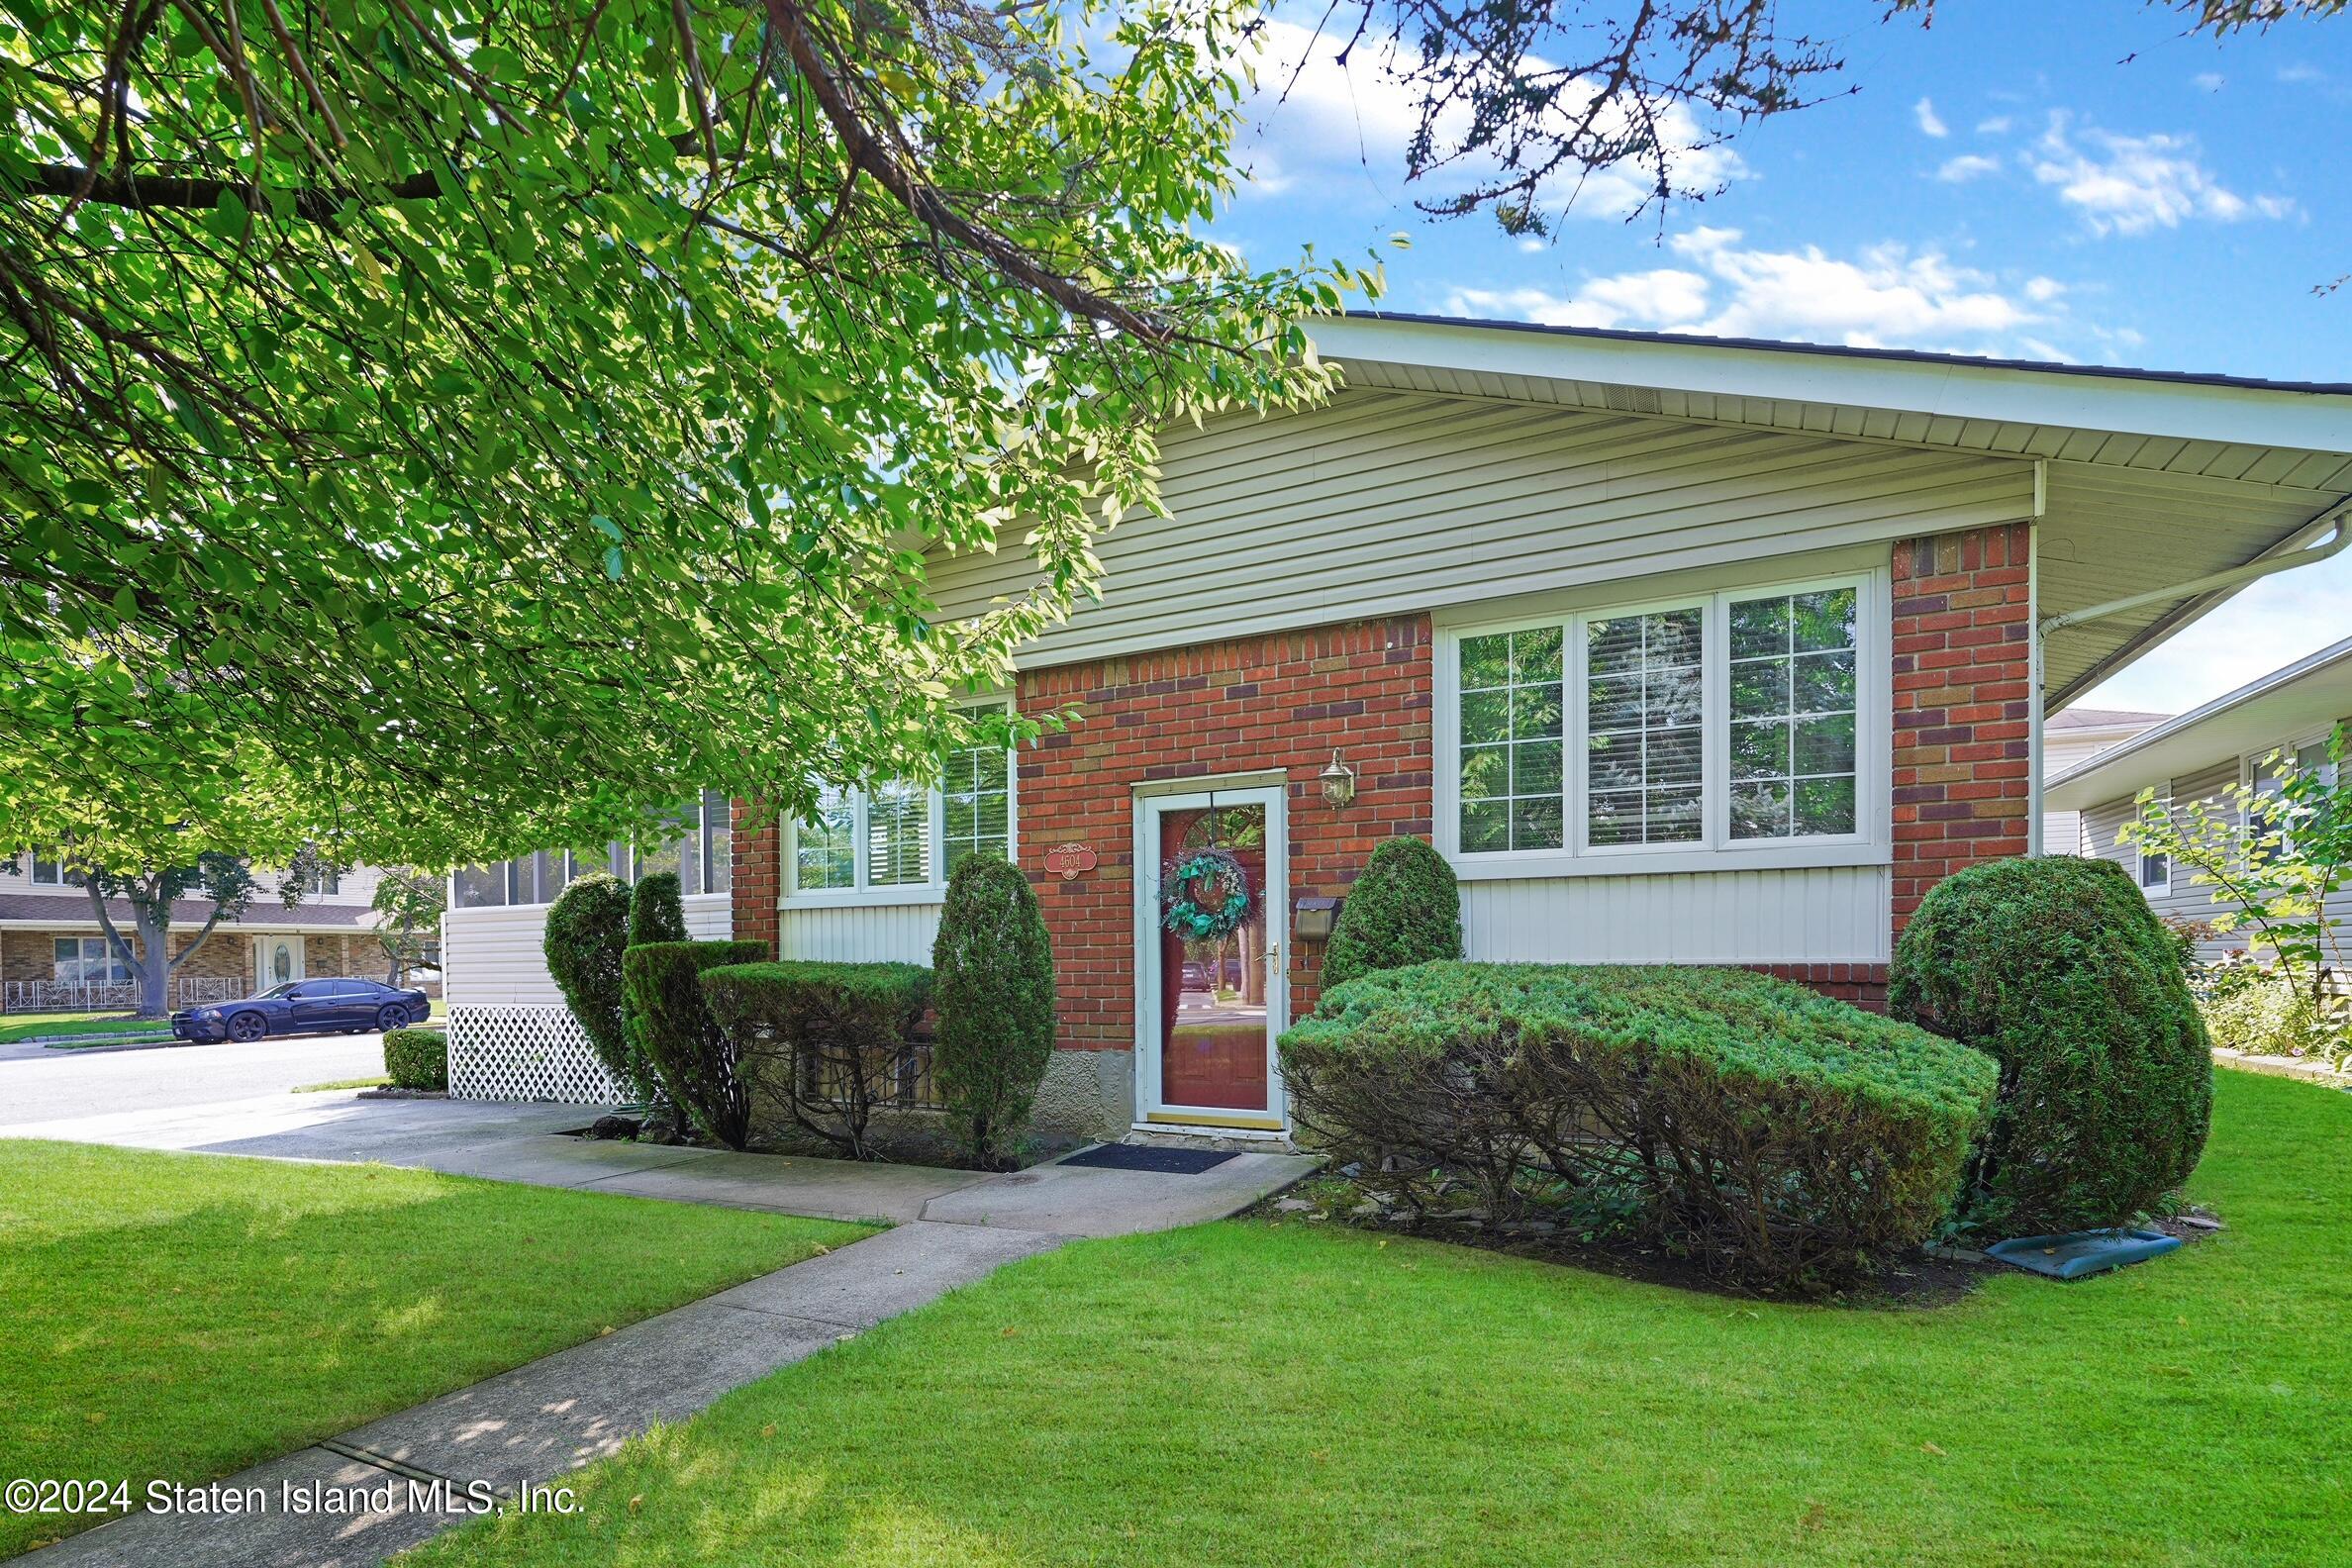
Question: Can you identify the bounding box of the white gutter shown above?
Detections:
[2028,501,2352,853]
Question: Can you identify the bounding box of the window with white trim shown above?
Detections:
[1443,573,1877,867]
[27,849,83,887]
[2138,782,2171,891]
[54,936,130,985]
[2245,735,2337,865]
[785,711,1017,898]
[451,793,735,909]
[1727,587,1860,838]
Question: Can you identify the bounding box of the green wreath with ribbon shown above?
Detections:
[1161,847,1254,940]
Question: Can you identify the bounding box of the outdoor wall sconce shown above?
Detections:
[1319,749,1358,808]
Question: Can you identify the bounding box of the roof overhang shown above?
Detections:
[2046,635,2352,809]
[1308,314,2352,705]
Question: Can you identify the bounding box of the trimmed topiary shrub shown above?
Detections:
[1321,835,1462,995]
[382,1027,448,1091]
[621,939,766,1147]
[1280,962,1998,1290]
[1889,854,2212,1235]
[543,872,644,1097]
[627,870,689,946]
[701,960,934,1159]
[931,852,1055,1168]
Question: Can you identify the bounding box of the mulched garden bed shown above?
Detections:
[1256,1177,2222,1309]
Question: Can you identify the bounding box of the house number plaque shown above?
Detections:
[1045,842,1098,881]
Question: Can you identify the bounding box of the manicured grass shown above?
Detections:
[292,1076,392,1092]
[0,1141,871,1557]
[417,1069,2348,1568]
[0,1013,151,1044]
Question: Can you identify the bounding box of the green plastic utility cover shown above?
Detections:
[1986,1228,2183,1280]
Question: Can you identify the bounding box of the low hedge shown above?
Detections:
[1279,962,1998,1290]
[382,1027,448,1092]
[621,940,767,1148]
[701,960,933,1159]
[1890,855,2212,1234]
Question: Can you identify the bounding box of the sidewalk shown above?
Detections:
[9,1094,1319,1567]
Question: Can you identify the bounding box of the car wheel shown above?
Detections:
[376,1004,409,1031]
[227,1012,266,1043]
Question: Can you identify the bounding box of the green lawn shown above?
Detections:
[0,1013,154,1045]
[0,1141,871,1558]
[413,1068,2348,1568]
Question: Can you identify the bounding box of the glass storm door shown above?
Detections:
[254,934,304,989]
[1137,785,1287,1129]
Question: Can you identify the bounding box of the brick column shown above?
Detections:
[1891,522,2034,944]
[731,798,780,957]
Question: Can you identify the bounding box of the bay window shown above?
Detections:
[1441,571,1881,872]
[785,724,1016,900]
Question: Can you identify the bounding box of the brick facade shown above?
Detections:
[1890,522,2035,943]
[731,798,782,957]
[1015,616,1434,1053]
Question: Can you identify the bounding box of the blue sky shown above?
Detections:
[1207,1,2352,717]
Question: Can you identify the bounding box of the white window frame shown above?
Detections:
[782,700,1019,908]
[446,795,734,911]
[2137,781,2172,894]
[1433,560,1891,880]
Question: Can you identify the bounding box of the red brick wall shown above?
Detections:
[731,798,781,958]
[1016,616,1434,1053]
[1750,962,1893,1013]
[1891,522,2034,943]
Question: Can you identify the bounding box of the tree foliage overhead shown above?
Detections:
[0,0,1360,866]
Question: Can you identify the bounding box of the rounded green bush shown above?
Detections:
[628,870,689,946]
[931,852,1055,1168]
[542,872,640,1094]
[1321,835,1462,995]
[382,1027,448,1092]
[1888,855,2211,1234]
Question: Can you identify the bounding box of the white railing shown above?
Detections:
[446,1005,626,1105]
[175,976,246,1007]
[3,980,138,1014]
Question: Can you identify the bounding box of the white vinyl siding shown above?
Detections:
[924,388,2037,670]
[443,893,734,1006]
[2083,756,2253,961]
[1462,867,1891,964]
[777,902,943,965]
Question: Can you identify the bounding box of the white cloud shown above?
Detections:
[2029,113,2297,236]
[1976,116,2013,135]
[1913,97,1949,138]
[2278,62,2323,84]
[1936,153,2003,183]
[2194,71,2225,92]
[1231,20,1742,221]
[1446,230,2066,355]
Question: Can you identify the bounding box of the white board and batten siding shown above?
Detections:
[1462,867,1892,966]
[778,902,941,965]
[442,893,735,1007]
[925,387,2039,670]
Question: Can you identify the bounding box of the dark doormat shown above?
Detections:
[1060,1143,1238,1174]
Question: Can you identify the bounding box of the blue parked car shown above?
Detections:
[172,978,430,1043]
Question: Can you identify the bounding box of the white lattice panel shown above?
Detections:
[447,1005,627,1105]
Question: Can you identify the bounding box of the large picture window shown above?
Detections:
[785,714,1017,900]
[54,936,131,985]
[1442,572,1880,871]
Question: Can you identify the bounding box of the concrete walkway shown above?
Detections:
[8,1094,1319,1567]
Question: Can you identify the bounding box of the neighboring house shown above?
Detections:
[2041,706,2170,854]
[0,856,420,1012]
[445,314,2352,1136]
[2046,635,2352,960]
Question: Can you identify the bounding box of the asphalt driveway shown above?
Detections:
[0,1032,391,1123]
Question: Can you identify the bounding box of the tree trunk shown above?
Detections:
[135,908,170,1019]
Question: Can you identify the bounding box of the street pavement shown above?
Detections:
[0,1032,391,1123]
